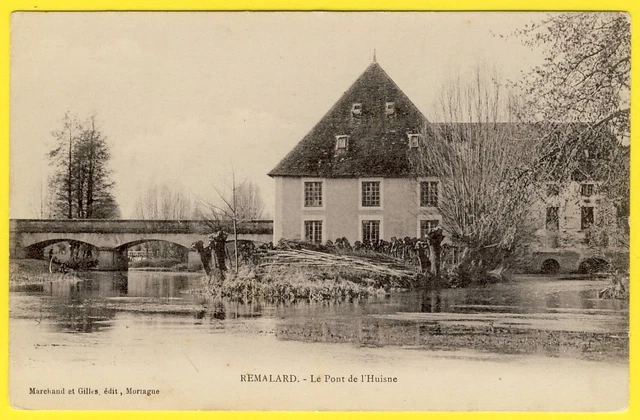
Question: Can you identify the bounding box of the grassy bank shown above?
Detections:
[199,265,391,302]
[9,259,82,285]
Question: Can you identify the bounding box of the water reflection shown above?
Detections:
[10,271,628,357]
[419,288,450,313]
[53,301,116,334]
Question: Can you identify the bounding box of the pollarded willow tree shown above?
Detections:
[414,68,538,279]
[511,12,631,255]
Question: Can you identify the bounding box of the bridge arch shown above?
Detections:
[540,259,560,275]
[23,238,100,260]
[578,257,610,274]
[115,239,192,252]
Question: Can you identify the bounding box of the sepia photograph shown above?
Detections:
[8,11,630,411]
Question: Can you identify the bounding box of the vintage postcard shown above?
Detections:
[5,9,633,414]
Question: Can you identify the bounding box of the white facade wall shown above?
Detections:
[274,177,619,254]
[273,176,445,244]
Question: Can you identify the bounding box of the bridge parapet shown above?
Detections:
[11,219,273,235]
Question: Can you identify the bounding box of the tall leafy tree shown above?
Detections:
[48,112,76,219]
[48,113,119,219]
[511,12,630,270]
[512,12,630,208]
[513,12,629,130]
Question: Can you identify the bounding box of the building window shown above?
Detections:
[420,181,438,207]
[351,103,362,116]
[581,183,595,197]
[336,135,349,150]
[304,220,323,244]
[419,219,439,239]
[581,206,594,230]
[546,207,559,230]
[304,181,323,207]
[546,183,560,196]
[408,134,421,149]
[361,181,381,207]
[385,102,395,115]
[362,220,380,243]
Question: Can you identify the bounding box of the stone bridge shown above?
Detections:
[10,219,273,271]
[530,248,629,274]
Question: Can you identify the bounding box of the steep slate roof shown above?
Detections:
[268,61,623,179]
[268,61,427,178]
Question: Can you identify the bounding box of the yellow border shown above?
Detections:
[1,1,637,419]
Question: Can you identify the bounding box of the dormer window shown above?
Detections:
[385,102,395,115]
[351,103,362,116]
[335,135,349,150]
[408,134,421,149]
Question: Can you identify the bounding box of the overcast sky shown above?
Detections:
[10,12,547,219]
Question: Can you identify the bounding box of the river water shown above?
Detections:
[9,271,628,411]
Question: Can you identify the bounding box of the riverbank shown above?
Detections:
[9,259,83,285]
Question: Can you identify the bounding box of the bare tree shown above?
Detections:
[133,181,196,259]
[199,171,267,274]
[30,176,54,219]
[234,181,266,220]
[414,67,537,280]
[133,181,195,220]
